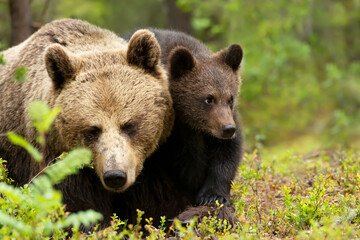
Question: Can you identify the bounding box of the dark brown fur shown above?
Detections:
[117,29,243,227]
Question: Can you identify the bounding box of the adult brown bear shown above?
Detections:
[0,20,174,225]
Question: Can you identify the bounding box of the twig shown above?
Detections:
[27,157,58,184]
[250,183,262,225]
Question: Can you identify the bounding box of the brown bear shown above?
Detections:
[116,29,243,226]
[0,19,173,224]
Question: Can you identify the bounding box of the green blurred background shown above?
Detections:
[1,0,359,152]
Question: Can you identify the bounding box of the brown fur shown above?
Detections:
[0,19,173,196]
[168,46,241,139]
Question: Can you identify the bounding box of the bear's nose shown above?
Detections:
[221,124,236,139]
[103,170,127,189]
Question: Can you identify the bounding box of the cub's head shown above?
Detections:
[44,30,173,192]
[168,44,243,139]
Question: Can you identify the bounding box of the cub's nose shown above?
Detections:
[103,170,127,189]
[221,124,236,139]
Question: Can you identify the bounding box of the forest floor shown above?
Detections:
[228,140,360,239]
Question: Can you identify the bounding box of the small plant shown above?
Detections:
[0,159,12,185]
[0,101,102,239]
[197,212,231,236]
[172,218,198,240]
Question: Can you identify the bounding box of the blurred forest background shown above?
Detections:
[1,0,359,153]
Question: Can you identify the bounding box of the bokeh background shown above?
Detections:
[1,0,359,153]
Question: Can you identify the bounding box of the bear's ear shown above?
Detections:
[127,30,161,74]
[169,46,196,80]
[45,44,82,90]
[215,44,243,72]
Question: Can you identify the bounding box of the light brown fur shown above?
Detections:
[0,19,173,192]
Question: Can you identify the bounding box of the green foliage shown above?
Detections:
[6,100,62,163]
[7,132,43,162]
[0,102,102,239]
[0,149,102,239]
[0,54,5,65]
[196,206,233,237]
[29,101,62,146]
[51,0,168,35]
[281,175,333,231]
[230,148,360,239]
[11,66,28,83]
[177,0,360,148]
[0,159,12,185]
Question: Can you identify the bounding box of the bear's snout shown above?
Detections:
[103,170,127,189]
[221,124,236,139]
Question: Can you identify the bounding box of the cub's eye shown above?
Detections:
[121,120,137,137]
[84,126,102,144]
[205,95,215,105]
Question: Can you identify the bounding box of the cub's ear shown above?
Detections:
[45,44,82,90]
[169,46,196,80]
[127,29,161,73]
[216,44,243,72]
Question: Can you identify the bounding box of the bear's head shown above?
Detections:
[44,30,173,192]
[168,44,243,139]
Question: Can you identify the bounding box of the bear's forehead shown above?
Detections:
[189,65,239,91]
[60,87,165,127]
[63,73,165,112]
[79,51,127,69]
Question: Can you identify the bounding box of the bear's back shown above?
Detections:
[3,19,126,61]
[1,19,127,87]
[143,29,212,64]
[35,19,126,53]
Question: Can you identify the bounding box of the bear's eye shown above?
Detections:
[229,95,234,107]
[121,120,137,137]
[84,126,102,144]
[205,95,215,105]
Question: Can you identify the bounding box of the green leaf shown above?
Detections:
[0,54,6,65]
[29,101,61,136]
[29,101,51,124]
[31,186,63,218]
[0,182,23,204]
[43,106,62,132]
[42,148,92,185]
[11,67,28,83]
[63,210,103,228]
[7,131,42,162]
[192,18,211,31]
